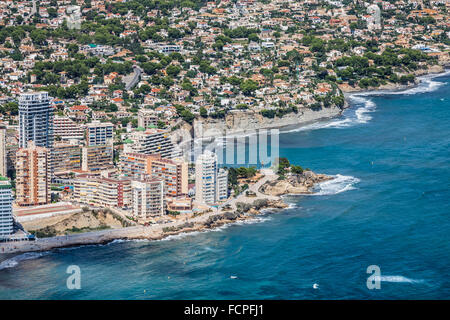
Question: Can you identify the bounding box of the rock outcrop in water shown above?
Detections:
[259,170,333,196]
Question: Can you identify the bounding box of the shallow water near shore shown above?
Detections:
[1,74,450,299]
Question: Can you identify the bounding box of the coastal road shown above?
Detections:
[31,1,37,15]
[123,66,142,90]
[221,169,280,211]
[0,171,280,254]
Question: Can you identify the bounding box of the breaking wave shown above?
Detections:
[107,239,150,245]
[348,96,377,124]
[283,70,449,134]
[311,174,360,196]
[356,70,450,97]
[156,216,273,242]
[283,96,376,133]
[0,252,49,271]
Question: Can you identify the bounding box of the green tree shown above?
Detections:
[166,65,181,77]
[291,165,304,175]
[240,79,258,96]
[199,106,208,117]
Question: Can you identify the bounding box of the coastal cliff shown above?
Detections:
[193,105,344,138]
[259,171,333,196]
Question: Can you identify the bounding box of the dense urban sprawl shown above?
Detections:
[0,0,449,241]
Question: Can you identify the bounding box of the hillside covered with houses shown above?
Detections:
[0,0,448,130]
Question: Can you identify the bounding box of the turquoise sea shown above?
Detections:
[1,73,449,299]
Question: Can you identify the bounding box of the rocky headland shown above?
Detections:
[339,65,447,94]
[259,170,333,196]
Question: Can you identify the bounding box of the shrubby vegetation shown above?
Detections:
[261,104,298,118]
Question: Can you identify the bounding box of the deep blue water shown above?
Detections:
[1,74,449,299]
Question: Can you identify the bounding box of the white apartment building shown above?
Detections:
[217,168,229,201]
[0,126,6,177]
[73,174,132,209]
[195,151,228,205]
[124,128,182,159]
[131,179,165,221]
[53,116,84,141]
[0,177,13,239]
[159,44,181,54]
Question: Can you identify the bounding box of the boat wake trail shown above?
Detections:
[312,174,360,196]
[375,275,425,284]
[0,252,49,271]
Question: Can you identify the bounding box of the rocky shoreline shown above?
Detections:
[173,66,450,144]
[0,170,329,255]
[0,204,284,255]
[193,104,347,138]
[340,65,448,94]
[259,171,333,196]
[171,103,348,145]
[3,67,449,257]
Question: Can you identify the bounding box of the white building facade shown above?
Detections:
[0,177,13,239]
[217,168,229,201]
[131,179,165,221]
[195,151,228,205]
[124,128,182,159]
[0,126,6,177]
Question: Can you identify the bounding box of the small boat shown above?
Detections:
[313,283,319,289]
[230,275,238,279]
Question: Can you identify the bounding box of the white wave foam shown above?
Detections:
[0,252,49,271]
[349,96,376,123]
[277,199,300,210]
[311,174,360,196]
[283,70,449,135]
[202,246,220,253]
[107,239,150,245]
[398,78,445,95]
[234,216,272,225]
[206,216,273,232]
[283,96,376,134]
[354,70,450,97]
[287,202,299,209]
[156,216,272,242]
[155,231,204,242]
[355,79,444,96]
[375,275,424,284]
